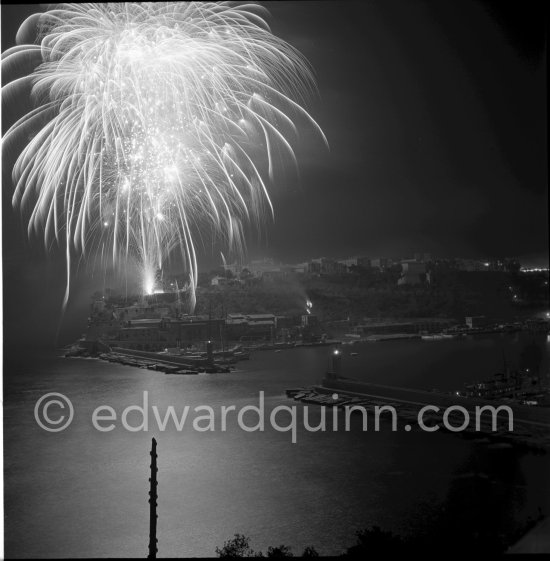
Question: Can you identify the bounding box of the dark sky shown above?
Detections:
[261,0,548,265]
[1,1,548,348]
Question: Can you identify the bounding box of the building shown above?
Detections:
[301,314,322,342]
[308,257,347,275]
[246,258,283,278]
[291,263,308,274]
[87,317,121,339]
[397,260,426,285]
[353,318,454,335]
[114,304,170,320]
[211,275,230,286]
[261,270,287,282]
[114,316,225,351]
[301,314,318,327]
[117,319,165,350]
[275,315,296,329]
[338,257,359,269]
[357,257,372,269]
[225,313,276,342]
[308,259,322,275]
[370,258,390,271]
[221,258,287,280]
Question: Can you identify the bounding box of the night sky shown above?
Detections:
[1,1,548,348]
[263,0,548,264]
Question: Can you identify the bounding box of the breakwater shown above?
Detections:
[287,376,550,452]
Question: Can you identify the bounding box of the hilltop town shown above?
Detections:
[78,254,549,355]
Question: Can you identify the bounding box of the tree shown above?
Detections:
[215,534,259,558]
[215,536,313,558]
[344,526,407,557]
[266,545,293,558]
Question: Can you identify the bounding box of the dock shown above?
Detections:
[98,347,232,374]
[287,378,550,451]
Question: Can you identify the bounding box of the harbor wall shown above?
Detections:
[111,347,205,366]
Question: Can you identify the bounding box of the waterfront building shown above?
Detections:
[353,318,454,335]
[112,316,225,351]
[224,313,277,342]
[114,304,170,320]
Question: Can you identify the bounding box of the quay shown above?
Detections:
[287,378,550,451]
[98,346,232,374]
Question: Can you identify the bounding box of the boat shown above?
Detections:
[460,347,545,400]
[421,333,455,340]
[286,388,306,398]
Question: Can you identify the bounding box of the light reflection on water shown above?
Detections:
[3,334,549,557]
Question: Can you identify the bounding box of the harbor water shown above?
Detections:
[3,333,550,557]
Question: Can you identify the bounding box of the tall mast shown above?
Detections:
[148,438,158,559]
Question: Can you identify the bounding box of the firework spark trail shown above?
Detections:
[2,2,327,309]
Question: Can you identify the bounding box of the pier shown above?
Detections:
[288,377,550,451]
[98,346,234,374]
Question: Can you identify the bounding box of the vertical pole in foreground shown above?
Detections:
[148,438,158,559]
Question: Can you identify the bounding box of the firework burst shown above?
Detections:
[2,2,326,309]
